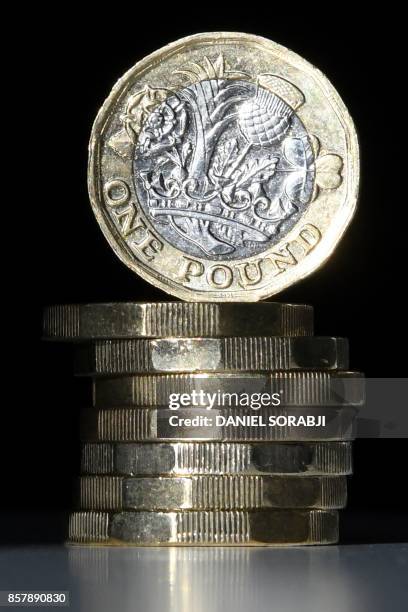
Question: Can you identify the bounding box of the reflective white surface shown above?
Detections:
[1,544,407,611]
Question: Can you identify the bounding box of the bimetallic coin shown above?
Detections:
[81,407,357,442]
[81,441,353,476]
[43,302,313,340]
[76,336,348,375]
[78,475,347,510]
[69,509,339,545]
[88,32,358,302]
[93,371,364,407]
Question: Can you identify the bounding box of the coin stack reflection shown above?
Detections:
[43,302,364,545]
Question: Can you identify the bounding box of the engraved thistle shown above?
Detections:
[109,53,343,260]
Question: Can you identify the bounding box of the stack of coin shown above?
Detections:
[43,302,364,546]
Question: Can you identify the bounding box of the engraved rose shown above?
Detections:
[309,134,343,200]
[122,86,169,142]
[137,98,187,156]
[107,85,170,159]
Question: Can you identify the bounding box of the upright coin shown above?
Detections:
[75,336,348,375]
[43,302,313,340]
[89,32,359,301]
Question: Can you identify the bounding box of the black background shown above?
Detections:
[2,12,407,543]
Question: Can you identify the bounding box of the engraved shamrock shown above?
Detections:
[282,135,343,204]
[309,134,343,200]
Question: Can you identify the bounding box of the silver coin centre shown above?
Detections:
[133,79,315,260]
